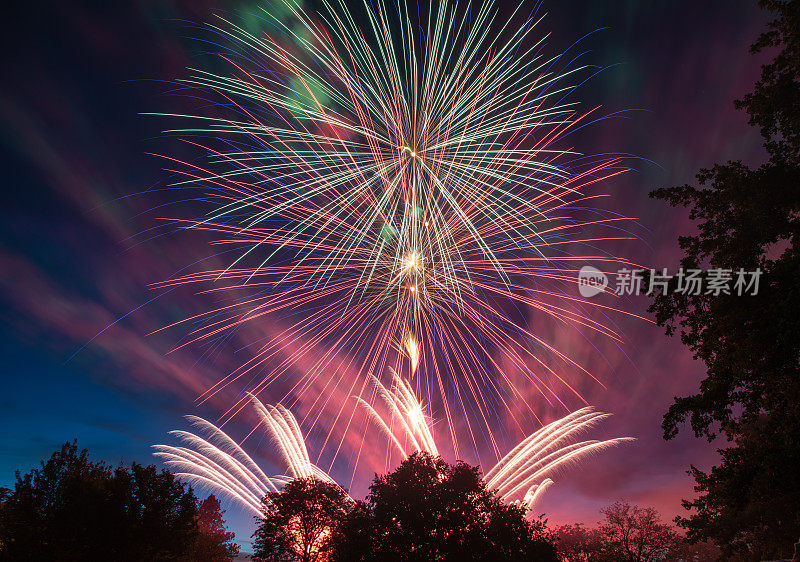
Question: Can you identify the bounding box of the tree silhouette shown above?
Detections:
[252,477,351,562]
[596,502,681,562]
[190,494,240,561]
[553,523,603,561]
[553,503,719,562]
[0,441,200,561]
[648,0,800,557]
[0,487,12,557]
[334,452,558,561]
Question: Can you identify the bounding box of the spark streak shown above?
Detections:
[356,372,438,457]
[356,375,631,509]
[154,396,345,516]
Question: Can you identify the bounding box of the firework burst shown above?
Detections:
[152,0,641,466]
[484,407,633,509]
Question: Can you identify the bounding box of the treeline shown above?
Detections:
[0,441,239,561]
[250,452,718,562]
[552,504,719,562]
[2,443,719,562]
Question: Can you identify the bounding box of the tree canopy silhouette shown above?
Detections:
[0,441,238,561]
[596,502,681,562]
[190,494,240,561]
[552,523,603,561]
[252,477,351,562]
[251,453,557,561]
[648,0,800,558]
[337,452,557,561]
[553,502,719,562]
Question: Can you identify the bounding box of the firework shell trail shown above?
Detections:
[484,407,634,509]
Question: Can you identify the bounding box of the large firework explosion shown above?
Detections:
[151,0,640,476]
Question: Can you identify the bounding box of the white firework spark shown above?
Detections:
[154,396,344,516]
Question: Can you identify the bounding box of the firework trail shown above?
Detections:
[358,374,632,508]
[154,396,344,516]
[152,0,642,464]
[157,383,629,515]
[356,372,439,458]
[251,399,337,482]
[484,407,633,509]
[153,417,278,515]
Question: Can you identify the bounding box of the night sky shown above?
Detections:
[0,0,770,550]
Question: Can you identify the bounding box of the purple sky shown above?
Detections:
[0,0,771,548]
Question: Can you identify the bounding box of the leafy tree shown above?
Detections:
[0,487,10,557]
[648,0,800,557]
[252,477,351,562]
[553,523,603,561]
[334,452,558,561]
[554,505,718,562]
[0,440,200,561]
[596,502,681,562]
[117,462,201,560]
[190,494,240,561]
[666,539,721,562]
[678,414,800,560]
